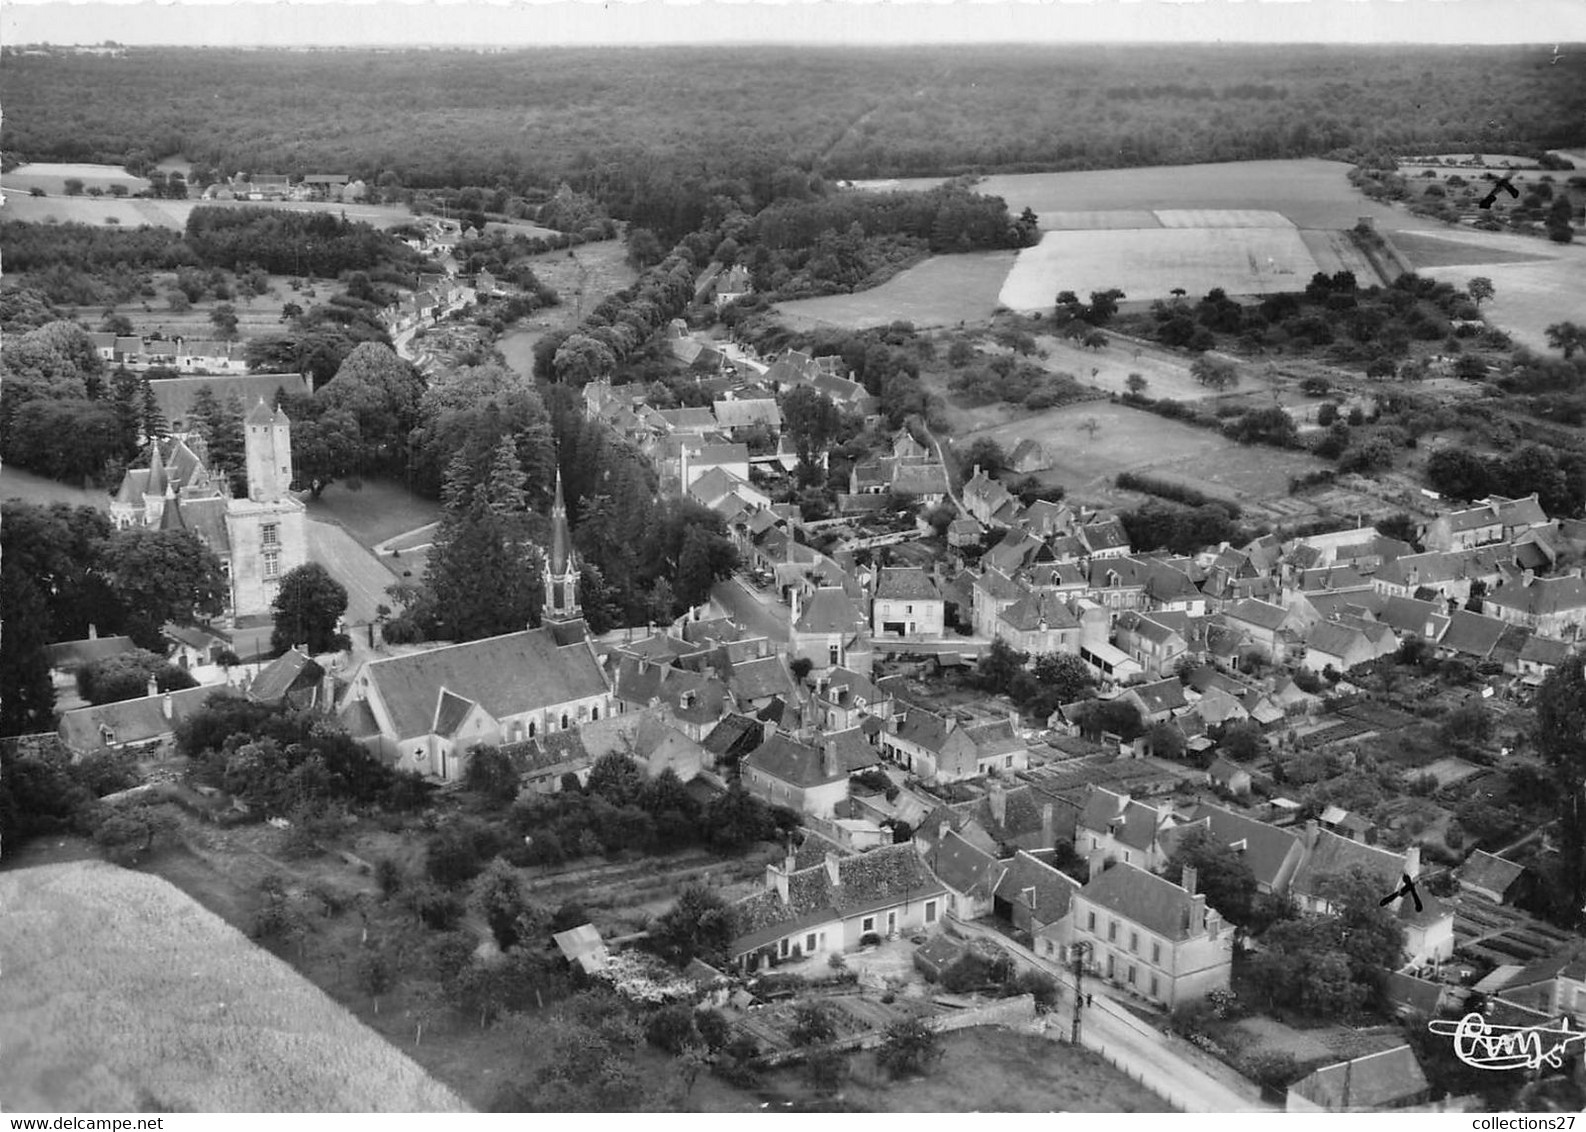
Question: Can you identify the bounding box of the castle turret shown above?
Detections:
[140,441,168,526]
[244,399,294,502]
[543,468,581,623]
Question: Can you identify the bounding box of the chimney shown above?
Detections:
[1086,846,1106,881]
[824,851,842,887]
[1404,843,1422,881]
[823,738,840,778]
[766,862,790,904]
[161,691,173,720]
[989,782,1007,826]
[790,588,802,625]
[1182,865,1198,897]
[1192,893,1208,933]
[939,820,953,844]
[147,674,159,698]
[88,623,98,641]
[1304,818,1320,850]
[1041,803,1054,846]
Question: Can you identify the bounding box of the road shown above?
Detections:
[950,918,1272,1113]
[710,576,790,643]
[305,518,400,632]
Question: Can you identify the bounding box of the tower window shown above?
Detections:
[263,550,280,580]
[262,524,279,548]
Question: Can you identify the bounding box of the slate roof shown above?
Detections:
[360,628,607,741]
[1519,635,1570,667]
[702,713,764,760]
[712,399,781,430]
[995,850,1081,925]
[1175,803,1302,891]
[974,567,1027,603]
[1081,517,1130,552]
[1439,609,1508,659]
[1291,828,1407,899]
[928,830,1007,898]
[1226,598,1289,633]
[1288,1045,1429,1111]
[339,698,381,740]
[1487,574,1586,618]
[726,655,798,703]
[891,463,949,496]
[610,656,727,725]
[1375,595,1451,640]
[999,591,1080,633]
[1504,944,1586,992]
[826,726,880,772]
[248,647,321,705]
[875,567,941,602]
[1077,786,1128,835]
[794,587,867,636]
[43,634,138,671]
[1079,861,1207,942]
[958,784,1051,844]
[1460,849,1526,898]
[657,407,717,432]
[59,685,238,752]
[178,497,232,555]
[1305,619,1372,662]
[1127,677,1188,717]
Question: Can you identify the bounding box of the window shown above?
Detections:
[925,900,938,925]
[262,523,279,548]
[1123,851,1131,865]
[862,916,875,933]
[828,644,840,665]
[1130,931,1139,954]
[779,938,790,958]
[1106,954,1115,979]
[1087,911,1096,932]
[906,604,913,614]
[1152,942,1161,964]
[1150,975,1160,998]
[560,713,570,730]
[806,933,817,952]
[1107,920,1117,942]
[1127,966,1136,986]
[263,550,280,580]
[1004,755,1014,768]
[528,721,536,738]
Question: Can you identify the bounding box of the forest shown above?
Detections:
[3,45,1582,240]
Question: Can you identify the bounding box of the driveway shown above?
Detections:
[305,518,400,631]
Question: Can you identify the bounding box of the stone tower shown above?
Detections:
[244,398,294,502]
[543,468,581,624]
[140,441,168,526]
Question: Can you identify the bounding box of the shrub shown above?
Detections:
[1005,969,1059,1009]
[876,1018,942,1078]
[645,1003,700,1053]
[790,1001,839,1047]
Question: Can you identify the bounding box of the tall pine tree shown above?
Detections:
[139,377,167,445]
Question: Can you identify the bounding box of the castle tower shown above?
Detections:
[244,399,294,502]
[543,468,582,624]
[140,441,168,526]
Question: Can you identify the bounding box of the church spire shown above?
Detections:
[543,467,581,624]
[146,439,167,497]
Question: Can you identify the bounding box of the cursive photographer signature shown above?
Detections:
[1428,1012,1586,1071]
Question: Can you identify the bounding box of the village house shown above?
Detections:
[1048,861,1233,1008]
[1483,573,1586,639]
[971,567,1031,637]
[997,850,1082,943]
[605,654,728,742]
[727,843,948,971]
[1075,788,1178,872]
[871,567,945,639]
[809,666,892,733]
[740,732,850,817]
[880,709,1028,784]
[60,684,235,755]
[1489,946,1586,1026]
[1517,634,1571,685]
[994,590,1085,656]
[1205,755,1252,796]
[789,587,871,675]
[1458,849,1528,905]
[1080,516,1132,559]
[1117,677,1190,727]
[962,467,1021,528]
[1422,501,1508,552]
[1301,616,1397,674]
[925,829,1009,920]
[1222,598,1299,662]
[1164,802,1305,894]
[1113,610,1190,678]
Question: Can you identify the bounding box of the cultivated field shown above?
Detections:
[774,250,1017,330]
[1,161,150,194]
[1387,230,1556,268]
[0,860,470,1113]
[1001,224,1322,308]
[961,400,1324,504]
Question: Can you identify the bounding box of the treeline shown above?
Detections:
[5,45,1580,240]
[539,243,699,385]
[1426,442,1586,518]
[0,219,195,274]
[184,207,423,277]
[1115,471,1243,519]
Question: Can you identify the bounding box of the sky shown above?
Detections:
[4,0,1584,48]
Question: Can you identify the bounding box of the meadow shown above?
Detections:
[0,860,470,1113]
[1,161,150,194]
[961,400,1324,505]
[774,250,1016,330]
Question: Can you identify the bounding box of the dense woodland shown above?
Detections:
[3,45,1582,239]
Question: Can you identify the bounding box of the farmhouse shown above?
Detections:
[740,733,850,816]
[925,829,1009,920]
[60,685,236,755]
[997,850,1082,942]
[1076,788,1177,872]
[727,843,947,971]
[871,567,945,639]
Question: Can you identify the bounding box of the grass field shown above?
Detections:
[2,162,150,195]
[303,477,441,550]
[1001,225,1322,308]
[0,860,470,1113]
[1387,230,1556,268]
[0,465,110,510]
[1400,229,1586,352]
[961,400,1323,503]
[491,239,641,375]
[774,250,1017,330]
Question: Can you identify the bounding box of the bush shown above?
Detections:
[645,1003,700,1053]
[1005,969,1059,1009]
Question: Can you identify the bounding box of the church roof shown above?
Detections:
[549,469,572,578]
[145,441,168,497]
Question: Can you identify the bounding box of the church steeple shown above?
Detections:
[543,468,581,623]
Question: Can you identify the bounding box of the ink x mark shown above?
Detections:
[1479,174,1519,210]
[1380,872,1422,913]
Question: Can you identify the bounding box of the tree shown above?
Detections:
[1545,322,1585,359]
[356,945,397,1014]
[551,333,617,386]
[650,884,735,965]
[1162,828,1257,929]
[463,744,521,806]
[269,562,349,656]
[318,343,424,463]
[704,786,778,854]
[876,1017,942,1078]
[790,1001,839,1046]
[101,527,227,648]
[1466,277,1495,308]
[1534,659,1586,926]
[1191,355,1238,389]
[470,858,536,951]
[1146,720,1186,762]
[780,385,840,481]
[76,649,198,705]
[961,436,1007,477]
[1126,373,1148,396]
[1031,651,1095,704]
[804,1048,849,1095]
[209,303,239,340]
[64,178,84,196]
[1218,720,1265,762]
[1085,288,1125,326]
[973,638,1028,696]
[625,227,664,270]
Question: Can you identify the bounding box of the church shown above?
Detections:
[111,399,307,620]
[336,470,615,782]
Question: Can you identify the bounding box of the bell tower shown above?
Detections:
[543,468,581,623]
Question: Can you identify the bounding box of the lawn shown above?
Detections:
[304,477,442,550]
[774,250,1018,330]
[0,465,110,510]
[1000,225,1324,308]
[826,1026,1170,1112]
[0,859,469,1113]
[1,161,150,194]
[1408,232,1586,352]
